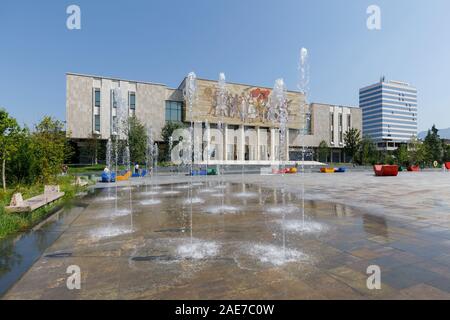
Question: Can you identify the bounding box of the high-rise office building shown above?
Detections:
[360,77,417,150]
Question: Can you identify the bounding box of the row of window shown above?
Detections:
[95,89,136,109]
[92,88,138,133]
[92,92,184,133]
[330,113,352,144]
[165,101,183,122]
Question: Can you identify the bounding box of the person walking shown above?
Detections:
[134,163,140,175]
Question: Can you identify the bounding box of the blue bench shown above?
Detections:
[101,172,116,182]
[190,169,208,176]
[132,169,148,178]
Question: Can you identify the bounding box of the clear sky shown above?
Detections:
[0,0,449,131]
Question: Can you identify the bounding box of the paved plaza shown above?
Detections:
[3,171,450,299]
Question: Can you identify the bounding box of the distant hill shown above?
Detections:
[418,127,450,140]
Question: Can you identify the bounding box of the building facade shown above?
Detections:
[360,78,418,150]
[66,73,362,164]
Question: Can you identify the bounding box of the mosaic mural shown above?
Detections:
[203,86,293,124]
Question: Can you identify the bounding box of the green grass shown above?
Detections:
[0,175,90,239]
[67,164,136,175]
[67,164,105,174]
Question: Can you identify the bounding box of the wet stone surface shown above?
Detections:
[2,174,450,300]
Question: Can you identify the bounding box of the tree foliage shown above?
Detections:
[423,125,443,163]
[128,116,148,164]
[161,121,186,162]
[356,136,379,165]
[343,128,361,163]
[317,140,328,163]
[443,144,450,162]
[31,117,71,183]
[0,109,21,190]
[1,113,73,187]
[395,144,409,166]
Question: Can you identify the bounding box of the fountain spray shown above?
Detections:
[146,126,154,194]
[154,143,159,180]
[204,120,210,184]
[106,138,112,199]
[184,72,197,243]
[269,78,288,259]
[169,135,174,190]
[241,110,247,185]
[298,47,310,229]
[217,72,227,213]
[112,88,123,216]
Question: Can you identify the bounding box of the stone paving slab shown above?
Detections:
[3,171,450,299]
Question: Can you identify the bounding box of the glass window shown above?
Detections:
[165,107,171,121]
[129,92,136,110]
[347,114,351,129]
[301,113,311,135]
[112,116,117,133]
[339,114,343,127]
[111,90,117,108]
[165,101,183,122]
[95,89,101,107]
[95,115,100,132]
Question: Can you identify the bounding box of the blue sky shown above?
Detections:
[0,0,449,131]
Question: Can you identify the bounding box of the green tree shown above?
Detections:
[317,140,329,163]
[32,117,70,183]
[343,128,361,164]
[7,127,35,185]
[395,144,409,166]
[383,151,396,165]
[85,133,100,165]
[443,143,450,162]
[128,116,147,164]
[357,136,378,165]
[161,121,186,162]
[408,136,428,166]
[0,109,21,191]
[423,125,443,163]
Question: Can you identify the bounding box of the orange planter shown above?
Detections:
[407,165,420,172]
[445,162,450,170]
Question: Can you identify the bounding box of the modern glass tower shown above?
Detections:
[359,77,418,150]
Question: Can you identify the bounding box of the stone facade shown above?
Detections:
[66,73,170,141]
[66,73,362,164]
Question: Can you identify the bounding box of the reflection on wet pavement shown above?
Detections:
[2,178,450,300]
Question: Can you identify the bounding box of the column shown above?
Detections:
[223,124,228,162]
[193,122,202,164]
[285,129,290,161]
[256,126,261,161]
[270,128,276,161]
[239,125,245,162]
[205,122,211,162]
